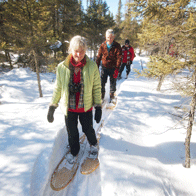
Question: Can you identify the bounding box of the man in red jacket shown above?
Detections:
[96,29,122,103]
[118,39,135,79]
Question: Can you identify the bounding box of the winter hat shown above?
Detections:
[125,39,129,45]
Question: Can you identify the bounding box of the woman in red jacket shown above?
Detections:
[118,39,135,79]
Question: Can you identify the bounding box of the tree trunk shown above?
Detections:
[32,50,43,97]
[185,71,196,168]
[156,75,165,91]
[93,49,97,61]
[140,59,143,70]
[5,50,13,69]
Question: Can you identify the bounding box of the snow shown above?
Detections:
[1,54,196,196]
[49,41,62,50]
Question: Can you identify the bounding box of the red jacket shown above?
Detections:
[96,41,122,70]
[122,45,135,63]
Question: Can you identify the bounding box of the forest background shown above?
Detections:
[0,0,196,168]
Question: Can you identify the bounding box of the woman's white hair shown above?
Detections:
[68,35,87,54]
[106,29,114,37]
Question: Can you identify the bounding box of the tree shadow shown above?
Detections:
[101,134,193,165]
[0,119,54,196]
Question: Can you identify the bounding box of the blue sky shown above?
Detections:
[105,0,127,16]
[82,0,127,16]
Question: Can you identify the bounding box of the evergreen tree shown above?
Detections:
[2,0,53,97]
[45,0,83,58]
[116,0,122,27]
[132,0,196,168]
[132,0,194,90]
[0,1,13,68]
[113,0,123,43]
[84,0,115,60]
[1,0,112,94]
[118,0,141,47]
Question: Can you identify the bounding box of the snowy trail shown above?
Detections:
[33,126,102,196]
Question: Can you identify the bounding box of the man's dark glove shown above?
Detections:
[47,106,57,123]
[94,106,102,123]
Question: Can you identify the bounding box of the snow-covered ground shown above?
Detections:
[1,54,196,196]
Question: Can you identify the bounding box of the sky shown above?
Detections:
[105,0,127,16]
[82,0,127,17]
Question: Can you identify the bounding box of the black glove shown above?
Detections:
[94,106,102,123]
[47,106,57,123]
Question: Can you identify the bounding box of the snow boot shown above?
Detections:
[80,143,100,175]
[106,92,117,109]
[66,153,77,165]
[125,73,128,79]
[117,73,122,79]
[88,144,99,159]
[110,92,115,100]
[109,92,117,104]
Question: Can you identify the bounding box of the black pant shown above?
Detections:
[101,67,116,94]
[65,111,97,156]
[119,62,132,76]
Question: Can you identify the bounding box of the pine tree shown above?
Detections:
[113,0,123,43]
[0,1,13,68]
[174,9,196,167]
[118,0,140,47]
[132,0,196,168]
[45,0,82,58]
[84,0,115,60]
[2,0,53,97]
[132,0,194,90]
[116,0,122,27]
